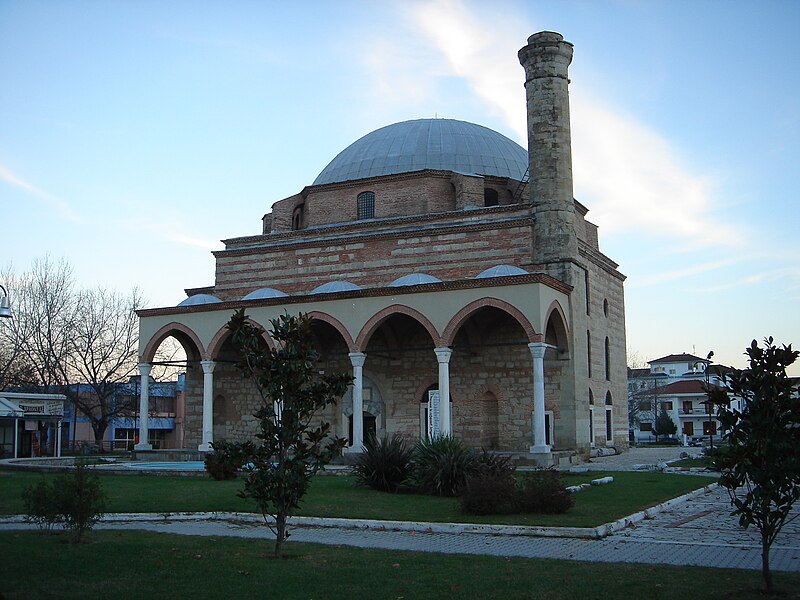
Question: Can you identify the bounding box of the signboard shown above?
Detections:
[17,401,64,417]
[427,389,440,439]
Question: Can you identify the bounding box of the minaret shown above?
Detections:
[518,32,578,272]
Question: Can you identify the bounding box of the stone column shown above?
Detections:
[528,343,550,453]
[346,352,367,453]
[434,348,453,436]
[56,420,62,457]
[199,360,216,452]
[135,364,153,450]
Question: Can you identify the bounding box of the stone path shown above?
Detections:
[3,484,798,572]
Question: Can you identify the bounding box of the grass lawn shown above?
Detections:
[0,470,715,528]
[1,530,797,600]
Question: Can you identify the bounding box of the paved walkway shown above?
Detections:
[3,485,798,572]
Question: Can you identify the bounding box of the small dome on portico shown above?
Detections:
[310,281,362,294]
[388,273,442,287]
[476,265,529,278]
[178,294,222,307]
[242,287,288,300]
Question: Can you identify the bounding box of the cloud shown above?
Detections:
[403,0,744,256]
[119,215,221,252]
[633,257,741,287]
[0,164,81,222]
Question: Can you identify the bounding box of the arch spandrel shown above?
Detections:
[441,297,540,347]
[306,311,357,352]
[206,318,275,359]
[355,305,442,350]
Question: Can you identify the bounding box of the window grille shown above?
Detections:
[357,192,375,220]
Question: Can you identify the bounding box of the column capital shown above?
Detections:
[528,342,548,360]
[200,360,216,374]
[138,363,152,377]
[434,347,453,363]
[348,352,367,368]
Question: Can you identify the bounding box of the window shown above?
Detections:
[683,421,694,436]
[604,337,611,380]
[589,388,594,405]
[483,188,499,207]
[357,191,375,220]
[605,391,613,406]
[682,401,693,414]
[703,421,717,436]
[584,270,590,315]
[660,401,673,411]
[292,204,304,230]
[603,298,609,317]
[669,369,676,374]
[605,408,613,442]
[587,331,592,378]
[640,422,653,432]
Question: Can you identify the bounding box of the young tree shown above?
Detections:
[652,409,677,442]
[707,338,799,593]
[227,309,351,558]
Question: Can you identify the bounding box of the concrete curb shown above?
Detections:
[0,483,719,541]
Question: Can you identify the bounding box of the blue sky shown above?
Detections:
[1,0,798,374]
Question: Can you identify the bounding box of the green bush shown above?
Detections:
[55,462,106,542]
[516,469,574,514]
[412,435,479,496]
[204,440,255,480]
[352,434,414,492]
[460,470,518,515]
[22,478,62,532]
[22,463,106,542]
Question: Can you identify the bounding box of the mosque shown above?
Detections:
[135,32,628,464]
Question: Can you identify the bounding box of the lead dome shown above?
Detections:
[313,119,528,185]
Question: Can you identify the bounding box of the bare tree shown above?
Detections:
[66,287,143,443]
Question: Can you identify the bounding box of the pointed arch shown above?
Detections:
[441,297,539,347]
[206,317,275,359]
[306,311,356,352]
[355,305,441,350]
[544,300,570,355]
[140,322,205,363]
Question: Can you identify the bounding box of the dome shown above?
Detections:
[242,287,288,300]
[178,293,222,307]
[388,273,442,287]
[313,119,528,186]
[310,280,362,294]
[476,265,529,279]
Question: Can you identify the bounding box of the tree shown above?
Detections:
[1,257,147,447]
[652,409,676,441]
[707,338,800,593]
[227,309,351,558]
[66,287,143,444]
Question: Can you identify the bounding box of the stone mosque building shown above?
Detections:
[135,32,628,464]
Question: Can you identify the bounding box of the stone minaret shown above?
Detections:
[518,32,578,273]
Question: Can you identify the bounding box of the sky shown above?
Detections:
[1,0,799,375]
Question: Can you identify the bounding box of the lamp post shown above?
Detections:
[0,285,12,318]
[704,351,714,454]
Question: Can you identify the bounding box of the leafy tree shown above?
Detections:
[227,310,350,558]
[707,338,799,593]
[652,409,676,441]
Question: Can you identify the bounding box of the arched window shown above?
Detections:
[357,191,375,220]
[605,391,613,405]
[604,336,611,381]
[603,298,609,317]
[587,331,592,378]
[589,389,594,405]
[292,204,304,231]
[484,188,499,207]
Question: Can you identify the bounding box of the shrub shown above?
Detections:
[517,469,574,514]
[22,478,62,532]
[412,435,478,496]
[460,470,518,515]
[23,463,106,542]
[352,434,414,492]
[204,440,255,480]
[55,462,106,542]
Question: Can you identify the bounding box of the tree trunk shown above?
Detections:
[274,512,287,558]
[762,532,773,593]
[92,420,109,451]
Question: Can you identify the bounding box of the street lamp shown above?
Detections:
[0,285,12,318]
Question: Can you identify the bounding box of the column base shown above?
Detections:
[343,445,364,454]
[198,442,212,452]
[134,442,153,451]
[529,444,551,454]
